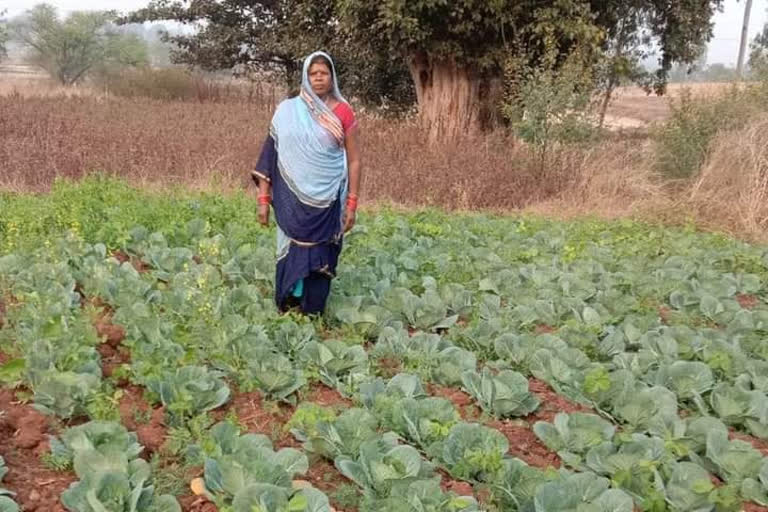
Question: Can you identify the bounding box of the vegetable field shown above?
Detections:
[1,179,768,512]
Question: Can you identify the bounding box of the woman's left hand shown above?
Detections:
[343,210,356,233]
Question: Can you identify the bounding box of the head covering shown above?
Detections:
[299,51,349,145]
[270,51,349,210]
[302,50,348,104]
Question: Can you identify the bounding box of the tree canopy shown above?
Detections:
[125,0,725,137]
[339,0,722,89]
[123,0,415,109]
[11,4,149,85]
[750,14,768,76]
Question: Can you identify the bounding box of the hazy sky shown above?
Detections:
[3,0,767,65]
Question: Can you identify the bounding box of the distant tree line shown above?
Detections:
[1,4,177,85]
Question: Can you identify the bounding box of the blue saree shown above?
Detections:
[252,51,350,314]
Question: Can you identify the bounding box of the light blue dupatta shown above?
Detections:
[270,51,350,264]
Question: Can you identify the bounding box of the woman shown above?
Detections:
[252,51,362,315]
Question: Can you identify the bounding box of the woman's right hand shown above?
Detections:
[259,204,270,226]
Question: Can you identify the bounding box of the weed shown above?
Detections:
[40,452,72,472]
[331,483,361,510]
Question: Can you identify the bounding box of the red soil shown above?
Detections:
[527,378,592,423]
[489,419,561,469]
[427,384,480,420]
[117,385,167,456]
[304,458,357,511]
[178,495,218,512]
[112,250,150,273]
[736,294,760,309]
[534,324,558,335]
[302,385,353,410]
[212,389,296,447]
[0,388,74,512]
[730,428,768,457]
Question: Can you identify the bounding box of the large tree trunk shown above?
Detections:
[407,51,498,142]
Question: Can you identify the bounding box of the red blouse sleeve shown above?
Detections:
[333,102,358,134]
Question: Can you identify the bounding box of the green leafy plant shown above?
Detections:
[53,422,180,512]
[32,370,102,419]
[243,349,305,404]
[372,329,475,387]
[61,455,181,512]
[654,361,714,404]
[0,456,19,512]
[742,458,768,507]
[584,435,668,509]
[301,339,368,393]
[533,413,615,468]
[356,478,479,512]
[665,461,721,512]
[50,421,144,463]
[230,485,332,512]
[462,367,540,419]
[696,430,764,486]
[430,423,509,483]
[377,287,457,331]
[361,374,427,412]
[147,365,230,424]
[284,403,337,440]
[533,472,634,512]
[710,383,768,439]
[335,437,435,500]
[200,429,326,509]
[610,385,678,433]
[290,407,383,460]
[491,458,557,511]
[384,397,459,451]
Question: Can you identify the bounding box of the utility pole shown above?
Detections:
[737,0,754,78]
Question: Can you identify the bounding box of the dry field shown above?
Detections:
[602,82,737,128]
[1,69,767,241]
[0,65,736,127]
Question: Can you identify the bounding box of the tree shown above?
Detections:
[126,0,724,139]
[339,0,724,139]
[592,0,721,126]
[122,0,415,110]
[749,17,768,76]
[505,46,597,171]
[11,4,149,85]
[0,9,9,60]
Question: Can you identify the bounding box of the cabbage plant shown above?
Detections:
[462,367,539,418]
[533,413,615,468]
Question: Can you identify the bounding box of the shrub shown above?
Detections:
[503,48,600,172]
[653,80,768,180]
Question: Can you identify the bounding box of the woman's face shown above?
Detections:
[308,62,332,97]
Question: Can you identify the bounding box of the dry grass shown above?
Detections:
[685,116,768,239]
[0,96,270,192]
[525,140,667,218]
[2,83,768,242]
[0,95,582,209]
[0,73,96,98]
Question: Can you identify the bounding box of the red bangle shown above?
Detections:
[258,195,271,205]
[346,198,358,211]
